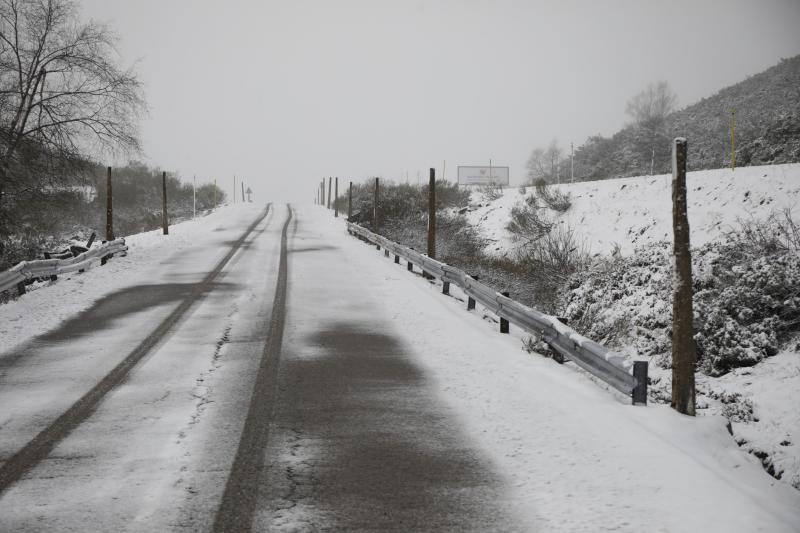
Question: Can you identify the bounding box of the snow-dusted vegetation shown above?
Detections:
[464,163,800,490]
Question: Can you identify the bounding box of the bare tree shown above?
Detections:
[525,139,562,184]
[0,0,144,226]
[626,81,677,175]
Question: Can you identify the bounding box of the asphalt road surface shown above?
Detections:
[0,204,529,532]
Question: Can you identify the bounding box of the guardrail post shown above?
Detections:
[442,281,450,295]
[17,281,26,296]
[394,254,400,264]
[632,361,648,405]
[500,292,510,333]
[384,249,389,258]
[407,260,413,272]
[467,275,478,310]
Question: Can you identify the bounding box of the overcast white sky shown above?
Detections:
[81,0,800,202]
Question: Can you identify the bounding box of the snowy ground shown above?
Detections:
[327,206,800,532]
[468,163,800,257]
[1,202,799,531]
[464,163,800,494]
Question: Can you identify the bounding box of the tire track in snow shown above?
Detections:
[0,204,273,495]
[212,204,293,533]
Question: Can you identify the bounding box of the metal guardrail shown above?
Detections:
[0,239,128,295]
[347,222,647,404]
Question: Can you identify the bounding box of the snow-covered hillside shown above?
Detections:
[465,163,800,492]
[468,163,800,257]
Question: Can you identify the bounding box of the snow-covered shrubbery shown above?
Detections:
[562,217,800,377]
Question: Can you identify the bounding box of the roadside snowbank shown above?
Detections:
[468,163,800,257]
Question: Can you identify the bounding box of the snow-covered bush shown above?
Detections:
[561,215,800,376]
[534,180,572,212]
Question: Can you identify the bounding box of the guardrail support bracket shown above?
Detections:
[632,361,648,405]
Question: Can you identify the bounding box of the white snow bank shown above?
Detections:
[468,163,800,257]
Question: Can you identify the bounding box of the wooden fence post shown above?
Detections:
[327,177,332,209]
[671,137,696,416]
[335,177,339,217]
[348,181,352,221]
[106,167,114,241]
[374,177,379,233]
[162,171,169,235]
[428,168,436,260]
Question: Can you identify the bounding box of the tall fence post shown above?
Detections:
[327,177,332,209]
[106,166,114,241]
[241,181,245,203]
[374,177,379,233]
[347,181,352,221]
[428,168,436,260]
[671,137,696,416]
[334,177,339,218]
[162,171,169,235]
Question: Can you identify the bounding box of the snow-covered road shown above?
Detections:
[0,203,799,532]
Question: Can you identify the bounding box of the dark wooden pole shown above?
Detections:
[105,166,114,241]
[671,137,696,416]
[347,181,353,221]
[327,177,332,209]
[241,181,245,203]
[162,171,169,235]
[334,177,339,218]
[427,168,436,260]
[373,177,379,233]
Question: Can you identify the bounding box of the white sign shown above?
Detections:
[457,166,510,186]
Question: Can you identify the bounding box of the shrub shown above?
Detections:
[535,180,572,212]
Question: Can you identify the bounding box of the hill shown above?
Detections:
[570,56,800,181]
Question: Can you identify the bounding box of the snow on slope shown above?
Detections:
[468,163,800,257]
[465,163,800,493]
